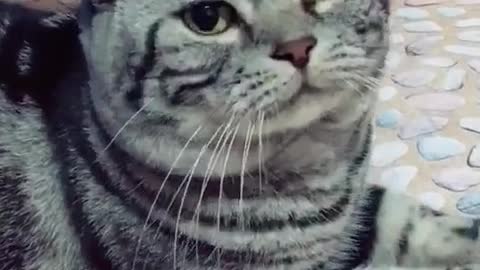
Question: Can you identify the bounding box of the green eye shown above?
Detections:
[182,1,237,35]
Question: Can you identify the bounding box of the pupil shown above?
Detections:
[192,4,220,31]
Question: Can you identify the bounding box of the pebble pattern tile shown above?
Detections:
[368,0,480,216]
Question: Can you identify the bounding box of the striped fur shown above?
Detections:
[1,1,480,270]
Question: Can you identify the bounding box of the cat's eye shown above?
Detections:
[181,1,237,36]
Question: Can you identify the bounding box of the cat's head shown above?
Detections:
[78,0,389,174]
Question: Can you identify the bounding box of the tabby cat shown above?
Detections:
[0,0,479,269]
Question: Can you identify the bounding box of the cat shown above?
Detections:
[0,0,479,269]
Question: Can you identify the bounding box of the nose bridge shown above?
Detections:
[252,0,317,69]
[255,0,312,42]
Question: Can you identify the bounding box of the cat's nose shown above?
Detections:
[271,36,317,69]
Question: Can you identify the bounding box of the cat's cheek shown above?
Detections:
[259,61,303,101]
[273,71,303,102]
[212,59,302,116]
[304,59,335,90]
[229,70,302,116]
[305,74,331,90]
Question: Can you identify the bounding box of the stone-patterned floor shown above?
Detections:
[368,0,480,217]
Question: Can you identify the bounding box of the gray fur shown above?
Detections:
[1,0,480,270]
[0,90,87,270]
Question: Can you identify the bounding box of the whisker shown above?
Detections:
[350,71,382,89]
[273,102,280,119]
[171,122,228,266]
[131,125,203,270]
[139,177,193,270]
[173,127,217,269]
[345,80,364,98]
[257,111,265,195]
[192,115,236,265]
[215,123,240,267]
[199,115,236,191]
[141,123,226,270]
[145,152,207,270]
[331,71,381,97]
[154,123,229,269]
[240,121,255,231]
[263,118,272,187]
[99,99,153,158]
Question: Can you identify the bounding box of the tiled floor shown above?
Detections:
[369,0,480,217]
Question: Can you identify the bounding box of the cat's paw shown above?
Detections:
[401,212,480,267]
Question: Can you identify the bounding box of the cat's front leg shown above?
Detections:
[369,190,480,268]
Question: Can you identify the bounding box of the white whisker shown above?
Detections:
[258,111,265,194]
[199,115,236,192]
[100,99,153,158]
[240,121,254,231]
[345,80,364,98]
[145,153,205,270]
[191,116,236,265]
[173,129,216,269]
[216,123,240,267]
[131,125,203,270]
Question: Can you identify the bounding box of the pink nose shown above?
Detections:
[271,36,317,69]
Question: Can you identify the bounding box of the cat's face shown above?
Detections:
[80,0,388,172]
